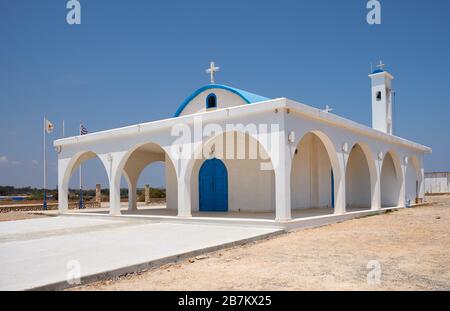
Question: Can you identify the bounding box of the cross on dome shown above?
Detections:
[206,61,220,84]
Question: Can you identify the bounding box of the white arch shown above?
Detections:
[346,143,377,210]
[381,150,404,207]
[291,130,343,214]
[112,142,177,213]
[185,129,276,216]
[184,128,275,180]
[59,150,110,213]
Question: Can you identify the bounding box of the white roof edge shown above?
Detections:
[285,99,431,153]
[54,97,431,153]
[368,71,394,80]
[53,98,285,147]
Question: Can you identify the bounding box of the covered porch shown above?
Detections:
[65,203,372,221]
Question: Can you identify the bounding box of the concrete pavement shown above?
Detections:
[0,216,281,290]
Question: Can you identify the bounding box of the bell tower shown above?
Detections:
[369,61,394,135]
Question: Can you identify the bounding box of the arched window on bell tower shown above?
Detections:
[376,91,382,101]
[206,93,217,109]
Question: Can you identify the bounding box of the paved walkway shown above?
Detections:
[0,216,280,290]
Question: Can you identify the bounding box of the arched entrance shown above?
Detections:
[189,130,275,216]
[381,151,402,207]
[199,158,228,212]
[290,132,337,214]
[59,151,109,213]
[345,144,372,210]
[114,142,178,215]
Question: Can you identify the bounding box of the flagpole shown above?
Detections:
[43,117,47,210]
[79,122,83,209]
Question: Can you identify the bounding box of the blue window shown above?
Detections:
[206,93,217,109]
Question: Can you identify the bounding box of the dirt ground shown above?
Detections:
[71,195,450,291]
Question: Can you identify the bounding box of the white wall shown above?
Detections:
[180,88,248,116]
[425,173,450,194]
[291,133,332,209]
[346,145,371,209]
[225,158,274,212]
[165,154,178,210]
[405,162,418,203]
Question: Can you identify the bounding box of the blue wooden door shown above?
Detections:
[199,160,214,212]
[199,158,228,212]
[331,169,335,209]
[212,159,228,212]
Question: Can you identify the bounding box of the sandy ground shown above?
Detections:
[70,196,450,291]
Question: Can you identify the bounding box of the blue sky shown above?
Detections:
[0,0,449,189]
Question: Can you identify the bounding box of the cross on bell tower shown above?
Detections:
[376,60,386,71]
[206,61,220,84]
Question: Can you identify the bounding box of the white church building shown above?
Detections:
[54,62,431,225]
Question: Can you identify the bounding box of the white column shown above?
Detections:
[371,158,381,211]
[398,163,406,207]
[419,168,425,200]
[172,153,192,217]
[274,129,291,221]
[109,174,122,215]
[106,152,122,216]
[275,165,291,221]
[128,180,138,211]
[177,175,192,217]
[371,178,381,210]
[58,159,69,214]
[333,161,346,214]
[416,155,425,202]
[123,170,138,211]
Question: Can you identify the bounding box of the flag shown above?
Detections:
[45,119,54,134]
[80,124,88,135]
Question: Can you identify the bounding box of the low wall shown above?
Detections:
[142,198,166,205]
[425,172,450,194]
[0,201,101,213]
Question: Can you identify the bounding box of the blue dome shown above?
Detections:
[372,68,384,74]
[174,84,271,117]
